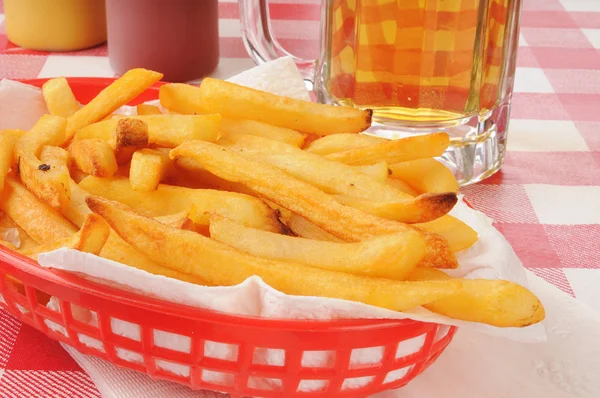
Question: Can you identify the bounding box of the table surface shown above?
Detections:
[1,0,600,396]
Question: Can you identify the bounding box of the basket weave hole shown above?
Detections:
[301,350,335,368]
[201,369,235,386]
[111,317,141,341]
[341,376,375,390]
[154,330,191,354]
[253,347,285,366]
[155,359,190,378]
[44,319,67,337]
[435,325,451,342]
[297,379,329,393]
[204,340,238,362]
[248,376,282,391]
[47,297,96,325]
[395,334,427,359]
[349,346,385,369]
[384,366,412,384]
[116,347,144,364]
[78,334,105,352]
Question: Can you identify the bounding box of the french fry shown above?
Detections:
[170,141,458,268]
[15,115,70,209]
[66,68,163,139]
[79,176,286,233]
[62,179,92,228]
[355,161,389,184]
[325,132,450,166]
[220,117,307,148]
[154,211,194,231]
[0,175,76,244]
[389,158,459,194]
[230,135,456,223]
[332,193,458,226]
[210,216,424,279]
[75,114,221,148]
[286,214,344,242]
[129,148,172,191]
[42,77,80,117]
[196,78,372,135]
[159,83,202,114]
[386,177,419,196]
[88,196,461,311]
[100,232,208,285]
[408,268,545,327]
[136,104,162,115]
[0,209,37,251]
[414,215,478,252]
[0,129,25,191]
[111,118,149,149]
[21,214,110,260]
[304,133,385,155]
[68,139,118,177]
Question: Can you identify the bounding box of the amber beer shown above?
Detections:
[324,0,518,122]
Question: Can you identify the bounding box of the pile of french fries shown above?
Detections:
[0,69,545,328]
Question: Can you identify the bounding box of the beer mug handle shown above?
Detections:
[238,0,316,84]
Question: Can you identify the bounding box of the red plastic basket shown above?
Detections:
[0,78,457,398]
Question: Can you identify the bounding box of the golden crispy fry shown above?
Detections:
[170,141,457,268]
[15,115,70,209]
[75,114,220,148]
[21,214,110,260]
[111,118,149,149]
[408,268,545,327]
[220,117,307,148]
[68,139,118,177]
[100,232,208,285]
[79,176,286,233]
[196,78,372,135]
[154,211,194,231]
[129,148,172,191]
[173,157,254,193]
[136,104,162,115]
[0,175,76,243]
[286,214,344,242]
[304,133,385,155]
[62,179,92,228]
[326,132,450,166]
[231,135,456,223]
[333,193,458,226]
[414,215,478,252]
[0,209,37,251]
[0,129,25,191]
[386,177,419,196]
[66,68,163,139]
[159,83,202,114]
[389,158,459,194]
[210,216,424,279]
[355,161,389,183]
[42,77,80,117]
[88,196,461,311]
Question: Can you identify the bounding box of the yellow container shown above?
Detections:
[4,0,107,51]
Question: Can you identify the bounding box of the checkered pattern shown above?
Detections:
[0,0,599,396]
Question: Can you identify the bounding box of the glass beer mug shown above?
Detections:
[239,0,523,185]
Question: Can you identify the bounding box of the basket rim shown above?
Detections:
[2,76,428,331]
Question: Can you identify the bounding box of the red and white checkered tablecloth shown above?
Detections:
[1,0,600,396]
